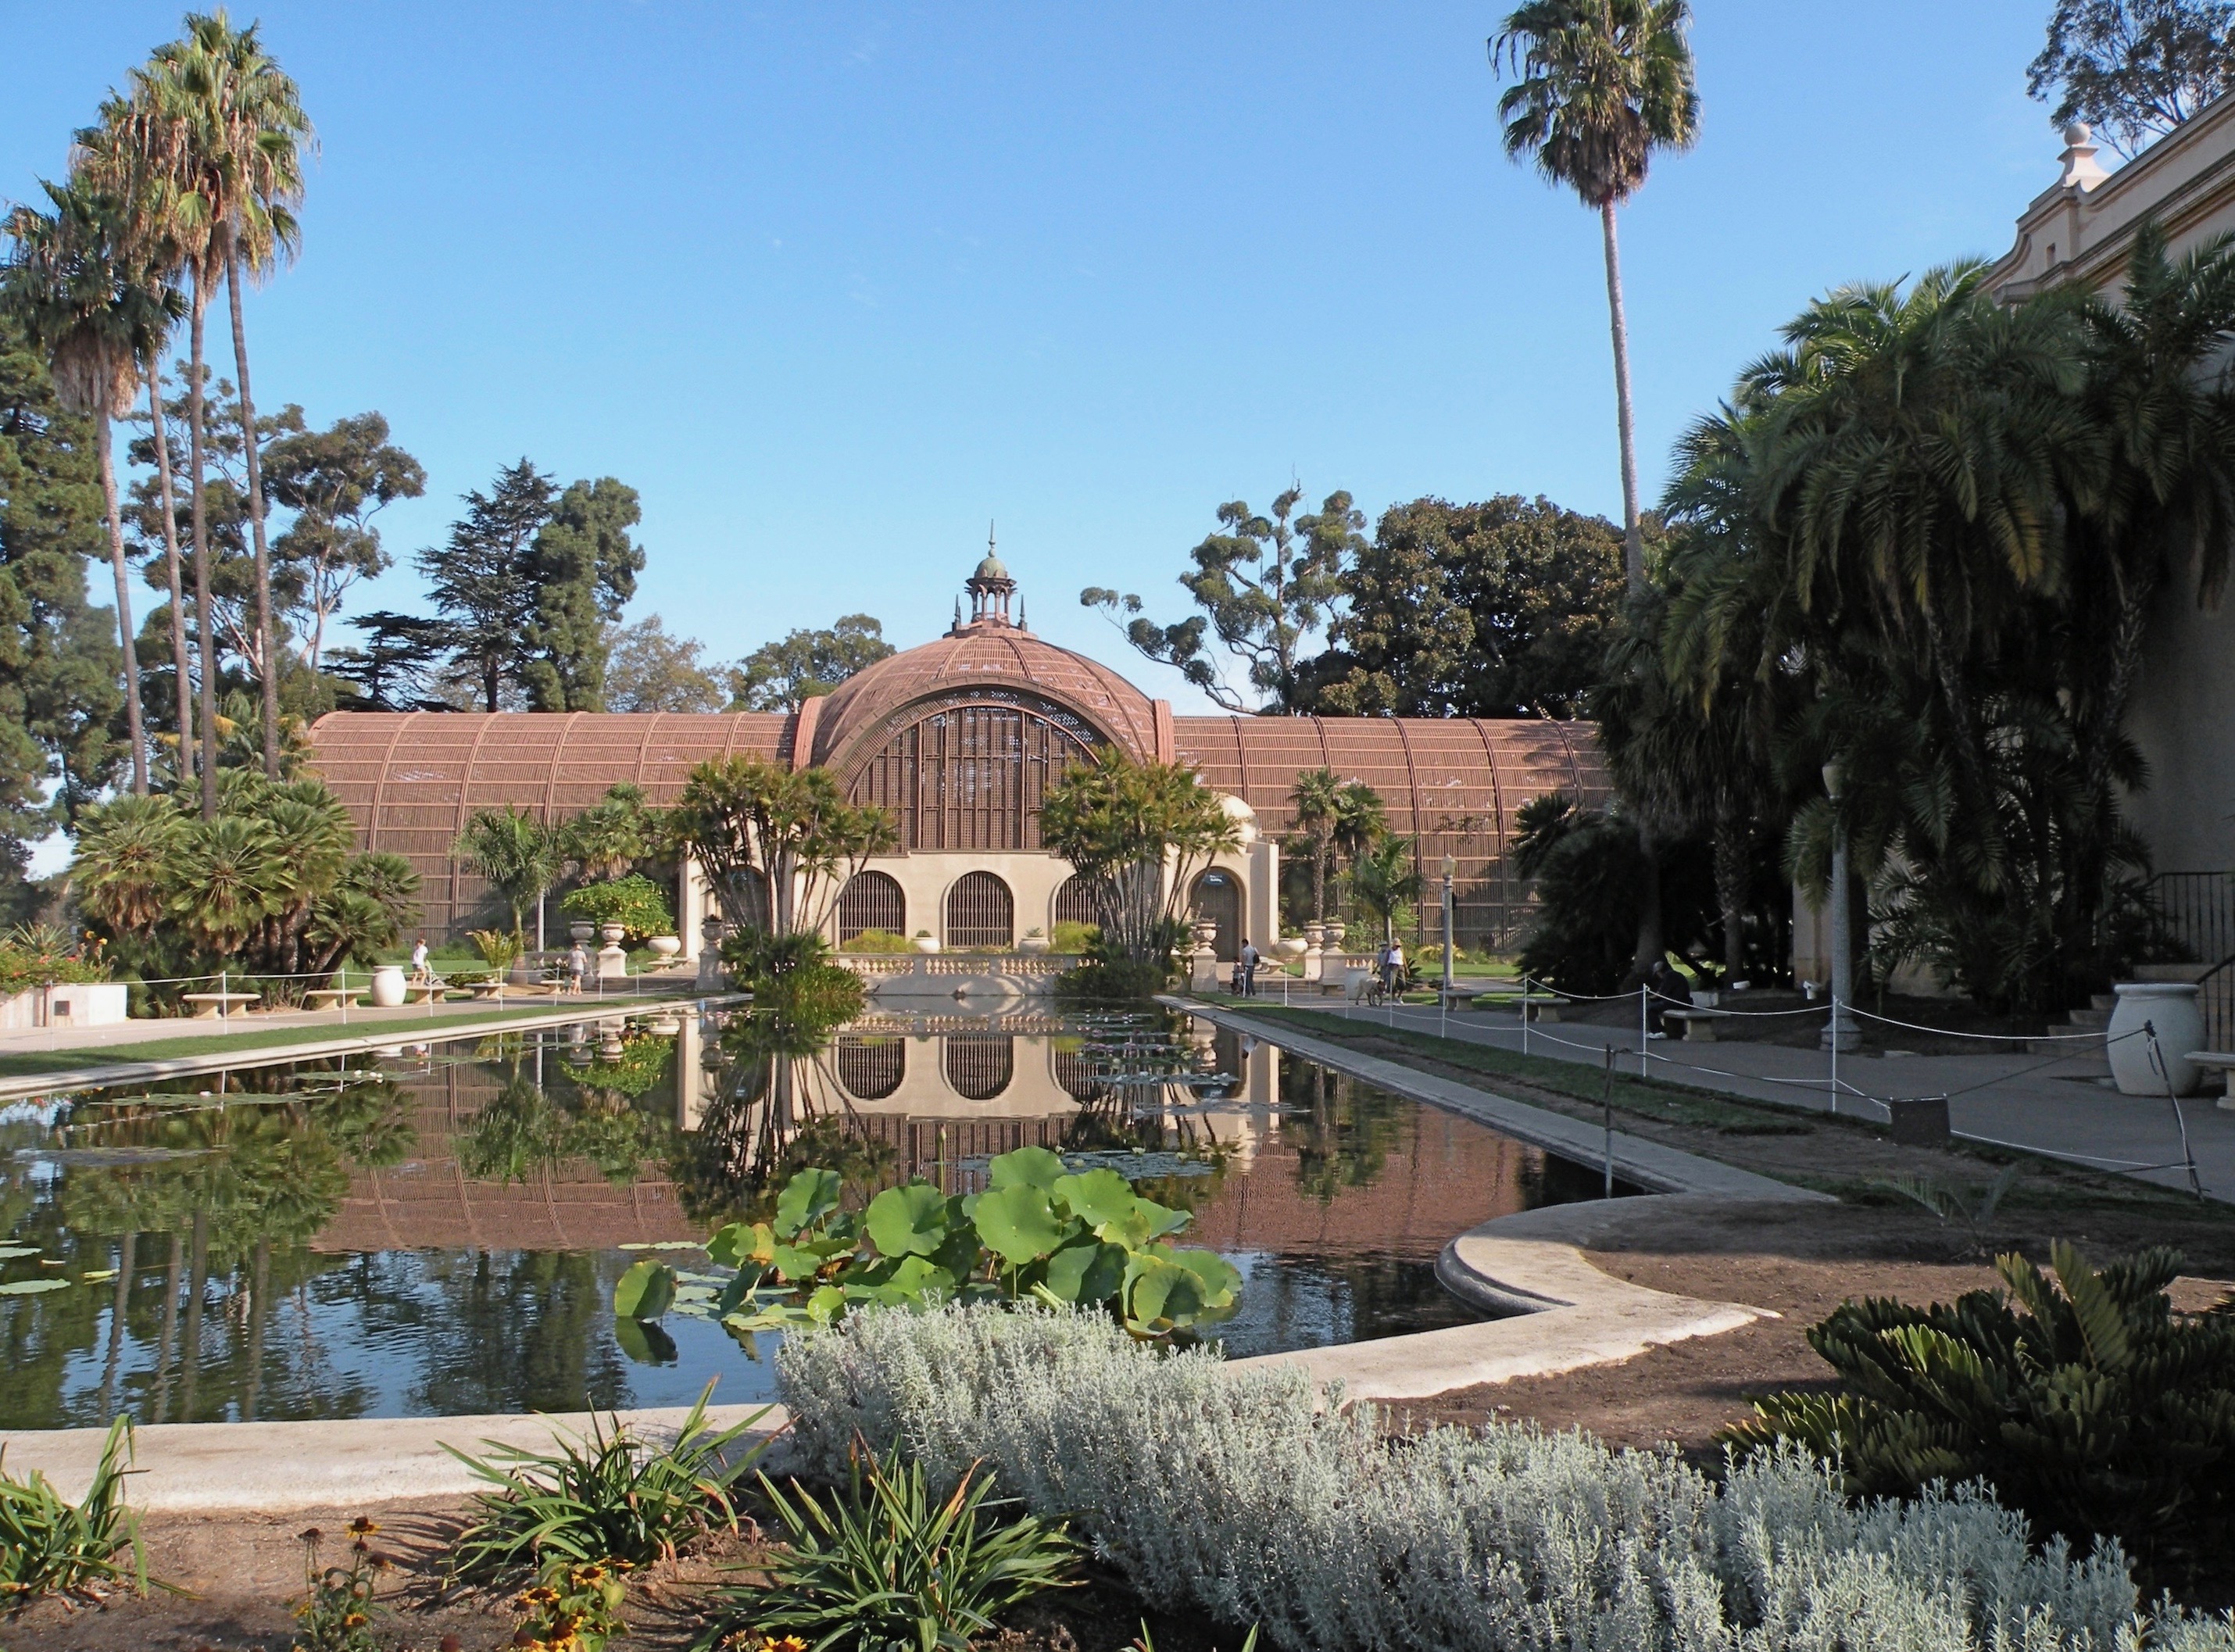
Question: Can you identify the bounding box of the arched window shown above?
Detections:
[848,701,1100,850]
[1189,868,1242,962]
[835,870,904,942]
[835,1036,905,1101]
[1051,874,1098,930]
[945,871,1014,950]
[944,1035,1014,1100]
[1050,1045,1100,1101]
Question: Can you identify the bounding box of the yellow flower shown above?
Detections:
[343,1612,368,1628]
[348,1515,380,1536]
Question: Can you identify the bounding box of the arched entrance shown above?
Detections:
[946,871,1014,950]
[835,1036,905,1101]
[944,1035,1014,1100]
[835,870,905,942]
[1189,868,1242,962]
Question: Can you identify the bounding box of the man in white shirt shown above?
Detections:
[1382,939,1405,997]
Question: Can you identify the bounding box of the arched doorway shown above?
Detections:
[835,1036,905,1100]
[1051,874,1097,931]
[1189,868,1242,962]
[944,1035,1014,1100]
[945,871,1014,950]
[835,870,905,942]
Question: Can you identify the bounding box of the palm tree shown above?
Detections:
[1288,767,1343,924]
[143,363,198,786]
[90,12,313,796]
[1350,835,1425,949]
[2,181,181,796]
[1492,0,1698,592]
[455,805,564,945]
[1329,780,1388,896]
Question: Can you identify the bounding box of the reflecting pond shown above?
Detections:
[0,1007,1633,1428]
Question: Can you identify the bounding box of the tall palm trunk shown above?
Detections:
[147,374,196,787]
[1600,199,1665,979]
[186,269,220,820]
[1600,199,1644,593]
[227,254,281,778]
[93,402,148,796]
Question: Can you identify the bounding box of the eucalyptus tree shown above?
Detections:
[2,181,181,795]
[1492,0,1698,591]
[91,12,313,790]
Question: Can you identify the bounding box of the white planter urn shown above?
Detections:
[1018,933,1051,955]
[1275,935,1309,960]
[1303,921,1327,949]
[599,923,628,946]
[914,935,941,954]
[647,935,681,960]
[369,965,406,1007]
[570,921,595,944]
[2107,982,2208,1096]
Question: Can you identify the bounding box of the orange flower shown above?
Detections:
[348,1515,380,1536]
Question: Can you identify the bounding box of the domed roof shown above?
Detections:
[811,624,1157,770]
[973,552,1010,583]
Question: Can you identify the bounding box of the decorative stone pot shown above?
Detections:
[369,965,406,1007]
[647,935,682,960]
[599,923,628,946]
[570,921,595,944]
[1303,921,1327,949]
[1275,936,1309,960]
[1321,921,1346,949]
[1017,932,1051,955]
[2108,982,2208,1096]
[914,934,940,954]
[1190,919,1219,949]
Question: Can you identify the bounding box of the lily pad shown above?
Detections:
[974,1183,1072,1267]
[613,1258,676,1320]
[865,1183,949,1258]
[0,1278,70,1296]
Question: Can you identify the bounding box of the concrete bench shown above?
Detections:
[2188,1052,2235,1108]
[1474,992,1562,1022]
[300,989,361,1010]
[180,991,259,1020]
[464,979,508,999]
[1663,1007,1724,1042]
[401,982,452,1004]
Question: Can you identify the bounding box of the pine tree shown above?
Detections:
[519,477,642,711]
[418,457,552,711]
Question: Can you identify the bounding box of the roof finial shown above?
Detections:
[953,595,963,631]
[989,519,996,555]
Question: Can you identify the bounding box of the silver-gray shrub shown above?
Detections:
[774,1303,2235,1652]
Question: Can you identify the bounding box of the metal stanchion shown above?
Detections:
[1601,1043,1617,1198]
[1829,997,1839,1114]
[1638,985,1649,1079]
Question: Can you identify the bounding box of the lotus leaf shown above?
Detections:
[866,1183,950,1257]
[988,1145,1066,1193]
[974,1183,1075,1267]
[613,1258,677,1320]
[1053,1167,1135,1228]
[1043,1239,1128,1305]
[775,1168,843,1238]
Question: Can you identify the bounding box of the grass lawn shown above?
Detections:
[0,998,664,1080]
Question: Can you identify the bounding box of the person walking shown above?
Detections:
[1239,937,1261,998]
[409,935,431,985]
[566,941,589,994]
[1382,938,1405,998]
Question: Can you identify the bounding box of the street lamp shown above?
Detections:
[1440,853,1457,996]
[1819,760,1861,1053]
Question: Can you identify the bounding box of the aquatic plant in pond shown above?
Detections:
[614,1146,1242,1340]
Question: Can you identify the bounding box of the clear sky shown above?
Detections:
[5,1,2069,712]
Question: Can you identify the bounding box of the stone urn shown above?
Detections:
[1018,930,1051,955]
[369,964,406,1007]
[1321,920,1346,951]
[646,935,682,960]
[1190,918,1219,951]
[2107,982,2208,1096]
[570,921,595,944]
[1275,935,1309,960]
[1303,921,1327,949]
[599,923,628,946]
[914,932,941,954]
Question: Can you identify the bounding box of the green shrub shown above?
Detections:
[712,1444,1077,1650]
[838,928,914,954]
[442,1383,771,1582]
[614,1148,1240,1341]
[560,874,676,941]
[0,1420,163,1606]
[1729,1242,2235,1582]
[1050,919,1099,956]
[1054,957,1171,1004]
[771,1303,2230,1652]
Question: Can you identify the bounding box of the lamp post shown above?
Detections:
[1440,853,1457,995]
[1818,760,1861,1053]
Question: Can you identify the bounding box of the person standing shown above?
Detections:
[1383,938,1405,998]
[566,941,588,994]
[409,935,431,985]
[1239,937,1261,998]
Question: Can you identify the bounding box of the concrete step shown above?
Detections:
[2065,1007,2112,1029]
[2090,993,2118,1013]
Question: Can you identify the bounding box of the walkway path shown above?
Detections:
[1205,987,2235,1203]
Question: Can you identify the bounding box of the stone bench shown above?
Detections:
[2188,1052,2235,1109]
[300,989,361,1010]
[180,991,259,1020]
[1662,1007,1724,1042]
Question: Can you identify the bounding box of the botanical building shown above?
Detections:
[307,555,1608,959]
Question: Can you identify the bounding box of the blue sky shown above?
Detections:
[6,1,2067,711]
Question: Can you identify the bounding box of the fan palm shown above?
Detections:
[2,180,181,796]
[89,11,313,791]
[1288,767,1343,924]
[70,794,188,936]
[1329,780,1387,889]
[1493,0,1697,589]
[1350,835,1425,948]
[455,805,564,943]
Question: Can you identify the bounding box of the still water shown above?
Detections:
[0,1008,1629,1428]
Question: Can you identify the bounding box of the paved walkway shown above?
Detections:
[1205,987,2235,1203]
